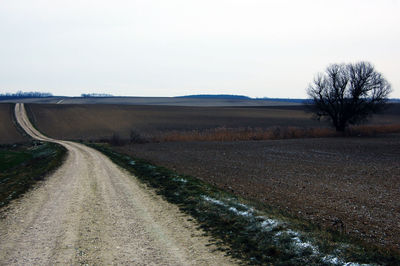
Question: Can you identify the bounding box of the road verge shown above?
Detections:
[0,141,66,209]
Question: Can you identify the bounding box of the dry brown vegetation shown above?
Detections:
[152,124,400,142]
[0,103,29,144]
[153,126,336,142]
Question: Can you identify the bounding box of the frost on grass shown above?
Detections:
[202,195,282,232]
[322,255,373,266]
[291,236,318,253]
[228,206,253,217]
[200,195,374,265]
[201,195,228,207]
[172,177,188,183]
[274,229,299,238]
[274,229,319,256]
[260,218,279,231]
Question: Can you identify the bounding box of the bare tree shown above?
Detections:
[307,62,392,131]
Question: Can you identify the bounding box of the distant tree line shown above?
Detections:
[177,94,306,103]
[0,91,53,100]
[257,97,306,103]
[177,94,251,99]
[81,93,113,98]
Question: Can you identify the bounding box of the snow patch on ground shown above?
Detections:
[275,229,299,238]
[260,218,279,231]
[235,202,251,209]
[201,195,371,265]
[172,177,188,183]
[202,195,228,207]
[322,255,373,266]
[291,236,319,253]
[202,196,282,230]
[228,206,253,217]
[322,255,342,265]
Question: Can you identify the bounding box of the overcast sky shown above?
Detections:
[1,0,399,98]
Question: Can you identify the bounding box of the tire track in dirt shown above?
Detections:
[0,103,236,265]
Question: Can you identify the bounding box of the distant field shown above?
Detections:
[0,104,29,144]
[26,103,400,142]
[1,96,300,107]
[116,135,400,251]
[26,104,326,141]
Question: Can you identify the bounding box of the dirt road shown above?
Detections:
[0,103,235,265]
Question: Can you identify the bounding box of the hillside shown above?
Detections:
[0,104,29,144]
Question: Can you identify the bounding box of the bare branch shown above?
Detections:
[306,62,392,131]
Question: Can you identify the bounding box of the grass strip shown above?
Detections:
[0,141,67,208]
[88,143,400,265]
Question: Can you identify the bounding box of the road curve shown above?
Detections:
[0,103,235,265]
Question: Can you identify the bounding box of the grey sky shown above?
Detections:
[1,0,399,98]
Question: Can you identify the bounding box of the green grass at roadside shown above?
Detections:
[0,141,66,208]
[88,143,400,265]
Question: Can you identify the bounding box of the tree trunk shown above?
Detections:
[335,124,346,132]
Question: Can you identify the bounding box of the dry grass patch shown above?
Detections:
[347,124,400,136]
[151,124,400,142]
[153,126,335,142]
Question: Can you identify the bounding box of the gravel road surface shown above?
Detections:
[0,103,235,265]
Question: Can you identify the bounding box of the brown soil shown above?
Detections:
[0,103,29,144]
[117,135,400,251]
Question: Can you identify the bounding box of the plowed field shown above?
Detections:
[0,104,28,144]
[117,135,400,251]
